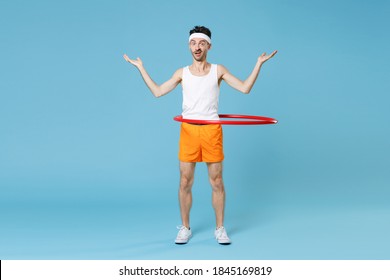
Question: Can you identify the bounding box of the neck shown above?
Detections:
[191,60,209,72]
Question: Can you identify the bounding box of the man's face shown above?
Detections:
[189,38,211,61]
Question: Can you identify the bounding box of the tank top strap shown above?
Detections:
[211,64,218,79]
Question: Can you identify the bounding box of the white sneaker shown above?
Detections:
[175,225,192,244]
[214,226,231,244]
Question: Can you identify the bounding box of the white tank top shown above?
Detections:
[181,64,220,120]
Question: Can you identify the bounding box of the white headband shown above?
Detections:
[189,33,211,44]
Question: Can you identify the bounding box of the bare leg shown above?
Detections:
[207,162,225,228]
[179,161,196,229]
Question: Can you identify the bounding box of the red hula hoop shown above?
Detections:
[173,114,278,125]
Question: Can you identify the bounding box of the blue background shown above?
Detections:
[1,0,389,259]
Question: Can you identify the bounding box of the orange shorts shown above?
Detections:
[179,122,224,162]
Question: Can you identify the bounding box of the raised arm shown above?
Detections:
[219,50,277,94]
[123,54,182,98]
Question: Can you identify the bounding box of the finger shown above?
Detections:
[124,55,137,64]
[265,51,277,60]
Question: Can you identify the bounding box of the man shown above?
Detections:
[124,26,277,245]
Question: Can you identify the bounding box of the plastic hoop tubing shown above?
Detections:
[173,114,278,125]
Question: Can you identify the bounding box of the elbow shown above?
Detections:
[242,87,251,94]
[155,91,167,98]
[240,83,252,94]
[153,90,163,98]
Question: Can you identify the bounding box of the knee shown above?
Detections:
[180,175,194,192]
[210,175,224,192]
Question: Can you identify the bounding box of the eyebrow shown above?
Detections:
[190,39,208,44]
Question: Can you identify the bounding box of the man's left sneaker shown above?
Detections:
[214,226,231,244]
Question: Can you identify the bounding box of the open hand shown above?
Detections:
[123,54,143,68]
[258,50,277,64]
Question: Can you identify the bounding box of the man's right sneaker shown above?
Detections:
[175,225,192,244]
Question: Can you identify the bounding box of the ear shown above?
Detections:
[208,43,212,50]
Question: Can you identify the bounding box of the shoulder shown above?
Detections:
[217,64,229,73]
[174,67,184,74]
[217,64,229,78]
[172,68,184,79]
